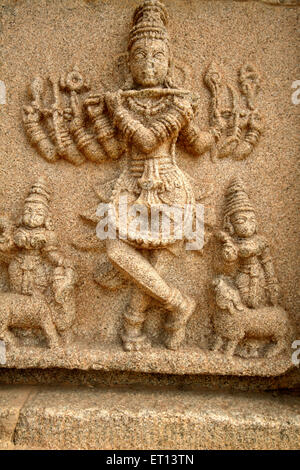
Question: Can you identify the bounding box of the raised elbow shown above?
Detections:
[133,129,158,154]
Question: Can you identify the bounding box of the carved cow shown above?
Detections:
[212,276,290,358]
[0,293,60,348]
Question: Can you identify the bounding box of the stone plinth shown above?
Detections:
[0,385,299,450]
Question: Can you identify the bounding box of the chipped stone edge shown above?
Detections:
[0,387,36,450]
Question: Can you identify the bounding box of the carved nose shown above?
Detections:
[145,60,154,71]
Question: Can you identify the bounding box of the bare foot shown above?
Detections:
[122,334,151,352]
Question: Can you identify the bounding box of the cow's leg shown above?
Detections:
[2,329,18,347]
[41,312,60,349]
[225,339,239,357]
[266,336,286,358]
[212,335,223,352]
[0,304,15,347]
[60,328,73,348]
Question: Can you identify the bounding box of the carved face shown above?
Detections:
[22,202,47,228]
[230,210,257,238]
[129,38,169,88]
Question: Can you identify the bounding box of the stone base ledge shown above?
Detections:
[0,385,299,450]
[1,345,295,377]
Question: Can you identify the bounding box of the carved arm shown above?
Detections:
[85,95,123,161]
[106,93,195,155]
[179,120,219,156]
[65,92,107,163]
[216,231,238,263]
[43,232,73,269]
[69,117,107,163]
[233,110,264,161]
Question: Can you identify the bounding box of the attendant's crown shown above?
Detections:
[25,177,51,210]
[224,178,255,218]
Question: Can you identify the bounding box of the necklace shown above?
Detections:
[127,95,171,116]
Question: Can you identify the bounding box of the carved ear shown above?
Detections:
[125,52,130,69]
[223,215,234,235]
[16,214,23,227]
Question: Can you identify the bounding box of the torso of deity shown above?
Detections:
[104,89,201,249]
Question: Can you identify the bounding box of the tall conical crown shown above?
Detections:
[224,177,255,218]
[25,177,51,210]
[128,0,169,50]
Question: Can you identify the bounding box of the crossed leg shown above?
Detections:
[106,239,195,350]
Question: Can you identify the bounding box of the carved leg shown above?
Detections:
[121,287,151,351]
[149,249,195,350]
[2,329,18,348]
[225,339,238,357]
[107,240,195,350]
[164,296,196,350]
[42,313,60,349]
[60,328,73,348]
[107,239,176,303]
[266,336,286,358]
[212,335,223,352]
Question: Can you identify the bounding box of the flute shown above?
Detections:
[120,88,199,99]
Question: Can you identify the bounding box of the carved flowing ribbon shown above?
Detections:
[247,262,261,309]
[135,158,164,207]
[19,255,36,295]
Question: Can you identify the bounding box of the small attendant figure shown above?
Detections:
[0,178,77,347]
[212,178,290,358]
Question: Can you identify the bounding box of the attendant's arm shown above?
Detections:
[43,231,72,268]
[216,231,238,264]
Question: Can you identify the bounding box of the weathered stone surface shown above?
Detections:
[0,0,299,379]
[0,0,299,451]
[1,346,295,376]
[0,386,32,449]
[0,385,295,450]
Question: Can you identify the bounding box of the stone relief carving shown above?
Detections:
[205,62,264,161]
[212,178,292,358]
[0,178,77,348]
[23,16,263,166]
[1,0,292,376]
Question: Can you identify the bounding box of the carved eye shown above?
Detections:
[235,217,246,224]
[154,52,164,60]
[134,51,146,60]
[221,111,232,119]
